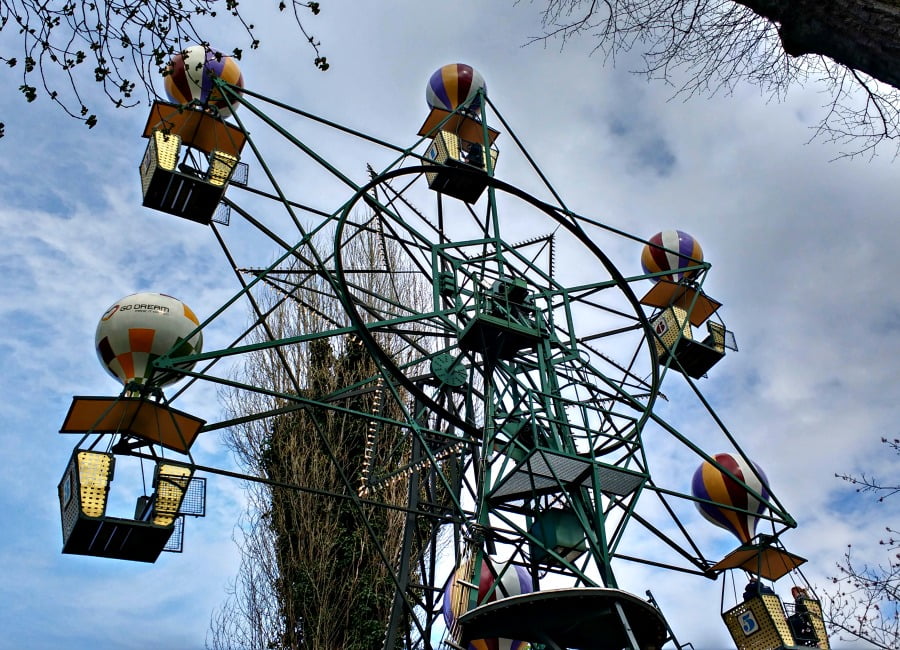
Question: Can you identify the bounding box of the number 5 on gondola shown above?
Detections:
[740,610,760,635]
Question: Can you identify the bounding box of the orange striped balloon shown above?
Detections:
[641,229,703,283]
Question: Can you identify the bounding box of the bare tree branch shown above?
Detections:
[824,437,900,646]
[525,0,900,157]
[0,1,326,134]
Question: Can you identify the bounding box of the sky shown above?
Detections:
[1,2,899,649]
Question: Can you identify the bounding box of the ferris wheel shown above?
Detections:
[55,51,830,650]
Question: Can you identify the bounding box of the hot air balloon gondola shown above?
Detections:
[692,454,830,648]
[714,535,830,649]
[57,294,208,562]
[58,450,204,562]
[140,45,248,224]
[418,63,499,203]
[639,230,737,378]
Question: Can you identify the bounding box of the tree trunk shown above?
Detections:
[740,0,900,89]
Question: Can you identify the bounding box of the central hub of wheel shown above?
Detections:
[457,274,549,360]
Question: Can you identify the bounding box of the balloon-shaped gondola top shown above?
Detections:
[426,63,486,114]
[641,230,704,283]
[164,45,244,116]
[443,559,532,650]
[692,452,770,544]
[95,292,203,389]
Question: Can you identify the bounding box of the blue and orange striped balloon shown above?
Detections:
[691,452,770,544]
[641,230,704,283]
[426,63,486,113]
[164,45,244,116]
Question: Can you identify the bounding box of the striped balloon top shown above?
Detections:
[426,63,486,113]
[164,45,244,115]
[641,229,703,283]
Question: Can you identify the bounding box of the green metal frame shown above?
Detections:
[61,76,805,648]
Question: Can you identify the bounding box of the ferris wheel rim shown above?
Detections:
[332,164,662,448]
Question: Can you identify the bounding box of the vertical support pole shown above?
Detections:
[384,389,428,649]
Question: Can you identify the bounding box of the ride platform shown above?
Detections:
[488,448,646,504]
[459,312,543,360]
[459,278,544,359]
[457,587,668,650]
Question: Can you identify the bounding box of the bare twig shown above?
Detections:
[525,0,900,158]
[0,1,326,134]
